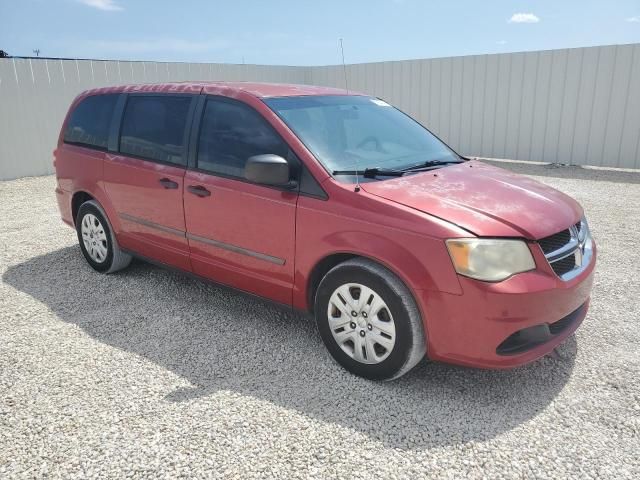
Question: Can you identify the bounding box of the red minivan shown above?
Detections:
[54,82,596,380]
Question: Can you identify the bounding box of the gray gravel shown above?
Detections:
[1,163,639,479]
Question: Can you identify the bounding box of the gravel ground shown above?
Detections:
[1,163,639,479]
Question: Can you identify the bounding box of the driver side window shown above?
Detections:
[197,98,289,178]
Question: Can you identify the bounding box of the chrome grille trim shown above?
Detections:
[539,218,593,281]
[546,236,579,262]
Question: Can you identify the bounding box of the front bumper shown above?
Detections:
[418,241,596,369]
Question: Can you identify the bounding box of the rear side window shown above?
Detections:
[197,98,289,178]
[119,96,192,165]
[64,94,118,150]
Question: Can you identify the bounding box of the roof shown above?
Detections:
[205,82,354,98]
[81,81,357,99]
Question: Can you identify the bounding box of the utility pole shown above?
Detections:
[33,49,40,57]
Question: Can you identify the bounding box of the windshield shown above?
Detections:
[264,95,460,176]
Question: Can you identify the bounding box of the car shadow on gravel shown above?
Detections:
[4,246,578,450]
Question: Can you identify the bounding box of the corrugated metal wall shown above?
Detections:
[309,44,640,170]
[1,44,639,180]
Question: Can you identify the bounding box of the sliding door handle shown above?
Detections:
[159,178,179,189]
[187,185,211,197]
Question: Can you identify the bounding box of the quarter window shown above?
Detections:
[64,94,118,150]
[197,98,289,178]
[119,96,192,165]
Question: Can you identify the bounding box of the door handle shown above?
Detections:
[187,185,211,197]
[159,178,179,189]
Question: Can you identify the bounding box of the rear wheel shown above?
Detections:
[314,258,426,380]
[76,200,131,273]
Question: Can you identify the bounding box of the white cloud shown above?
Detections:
[496,40,508,45]
[78,0,123,11]
[626,16,640,23]
[508,13,540,24]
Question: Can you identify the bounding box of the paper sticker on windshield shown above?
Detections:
[370,98,391,107]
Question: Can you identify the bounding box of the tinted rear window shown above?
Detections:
[119,96,192,165]
[64,94,118,150]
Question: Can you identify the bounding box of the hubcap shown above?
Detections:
[81,213,108,263]
[327,283,396,364]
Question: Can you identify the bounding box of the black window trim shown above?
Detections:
[188,94,328,200]
[63,93,120,152]
[107,93,127,152]
[63,140,111,153]
[114,92,198,168]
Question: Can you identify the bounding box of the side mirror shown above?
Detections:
[245,154,297,189]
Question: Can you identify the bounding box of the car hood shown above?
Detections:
[361,161,583,239]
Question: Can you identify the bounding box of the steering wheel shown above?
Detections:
[356,136,384,152]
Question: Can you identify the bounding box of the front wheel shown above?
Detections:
[314,258,426,380]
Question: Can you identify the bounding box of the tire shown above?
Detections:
[314,258,426,380]
[75,200,131,273]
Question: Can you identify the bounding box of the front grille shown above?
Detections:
[538,229,571,254]
[550,254,576,276]
[537,219,591,280]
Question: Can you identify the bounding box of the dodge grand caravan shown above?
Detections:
[54,82,596,380]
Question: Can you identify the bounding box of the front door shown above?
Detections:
[104,94,195,271]
[183,96,298,304]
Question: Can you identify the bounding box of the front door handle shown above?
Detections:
[159,178,179,189]
[187,185,211,197]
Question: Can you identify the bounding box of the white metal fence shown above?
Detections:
[1,43,639,180]
[308,43,640,171]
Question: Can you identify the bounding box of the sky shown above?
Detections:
[1,0,640,65]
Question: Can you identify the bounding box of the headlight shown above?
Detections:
[446,238,536,282]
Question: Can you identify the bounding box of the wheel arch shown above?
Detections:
[70,185,120,235]
[305,251,425,321]
[307,253,357,313]
[71,191,95,225]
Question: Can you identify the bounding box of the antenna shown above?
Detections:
[339,38,349,93]
[339,38,360,192]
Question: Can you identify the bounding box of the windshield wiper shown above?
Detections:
[332,167,405,178]
[399,159,464,172]
[332,159,464,178]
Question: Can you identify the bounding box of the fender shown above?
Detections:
[293,230,463,311]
